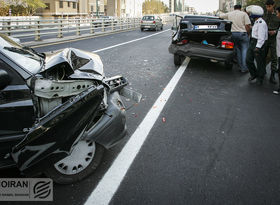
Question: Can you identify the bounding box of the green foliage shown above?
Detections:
[0,1,9,16]
[245,0,280,9]
[1,0,46,16]
[142,0,169,14]
[25,0,46,15]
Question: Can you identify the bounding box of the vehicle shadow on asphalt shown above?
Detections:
[185,58,279,92]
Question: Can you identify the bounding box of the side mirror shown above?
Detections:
[0,69,11,90]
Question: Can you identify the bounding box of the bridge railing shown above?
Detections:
[0,17,142,41]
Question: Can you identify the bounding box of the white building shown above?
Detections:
[125,0,143,17]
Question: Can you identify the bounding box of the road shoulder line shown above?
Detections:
[93,29,170,53]
[84,57,190,205]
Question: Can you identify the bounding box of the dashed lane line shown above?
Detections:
[92,29,171,53]
[84,57,190,205]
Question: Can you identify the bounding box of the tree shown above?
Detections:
[24,0,46,16]
[142,0,169,14]
[0,0,9,16]
[1,0,46,16]
[245,0,280,9]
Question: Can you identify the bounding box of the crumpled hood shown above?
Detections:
[41,48,104,81]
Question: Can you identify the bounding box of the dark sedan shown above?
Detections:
[169,15,234,69]
[0,34,139,184]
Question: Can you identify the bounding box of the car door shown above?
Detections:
[0,57,35,158]
[11,84,104,176]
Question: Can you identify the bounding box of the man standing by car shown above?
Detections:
[220,5,251,73]
[263,0,280,84]
[246,5,268,85]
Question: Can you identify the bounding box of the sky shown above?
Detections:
[187,0,219,13]
[161,0,219,13]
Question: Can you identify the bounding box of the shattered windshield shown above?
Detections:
[0,35,43,74]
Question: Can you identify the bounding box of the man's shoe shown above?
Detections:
[240,70,249,73]
[269,73,277,84]
[248,76,257,82]
[273,88,280,95]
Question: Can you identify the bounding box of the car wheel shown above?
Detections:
[44,140,104,184]
[141,28,144,32]
[225,61,233,69]
[174,54,183,66]
[161,25,163,30]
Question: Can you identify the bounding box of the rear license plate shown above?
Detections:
[144,26,150,28]
[194,25,218,29]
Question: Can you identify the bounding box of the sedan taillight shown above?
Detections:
[221,41,234,49]
[153,21,156,24]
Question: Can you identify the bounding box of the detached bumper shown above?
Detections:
[84,91,127,149]
[169,43,234,62]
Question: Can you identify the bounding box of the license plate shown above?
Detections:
[194,25,218,29]
[144,26,150,28]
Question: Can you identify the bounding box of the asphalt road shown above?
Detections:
[1,26,280,205]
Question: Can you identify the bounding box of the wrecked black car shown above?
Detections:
[169,15,234,69]
[0,34,140,184]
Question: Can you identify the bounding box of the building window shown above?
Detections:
[59,1,63,8]
[45,3,50,9]
[73,2,76,9]
[68,2,70,7]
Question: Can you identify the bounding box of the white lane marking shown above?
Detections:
[84,57,190,205]
[92,29,170,53]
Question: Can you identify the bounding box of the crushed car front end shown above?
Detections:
[0,34,140,183]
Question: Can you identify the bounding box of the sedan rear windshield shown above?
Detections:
[142,16,155,21]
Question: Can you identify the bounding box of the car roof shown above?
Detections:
[183,15,219,19]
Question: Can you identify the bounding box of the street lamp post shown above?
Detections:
[96,0,99,17]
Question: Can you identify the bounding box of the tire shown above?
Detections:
[161,25,163,30]
[141,28,143,32]
[44,140,104,184]
[174,54,183,66]
[225,61,233,69]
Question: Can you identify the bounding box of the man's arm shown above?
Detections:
[219,13,228,19]
[244,13,251,35]
[245,24,251,35]
[256,23,268,48]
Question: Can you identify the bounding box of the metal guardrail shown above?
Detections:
[0,17,142,41]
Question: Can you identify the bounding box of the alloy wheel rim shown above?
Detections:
[54,140,96,175]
